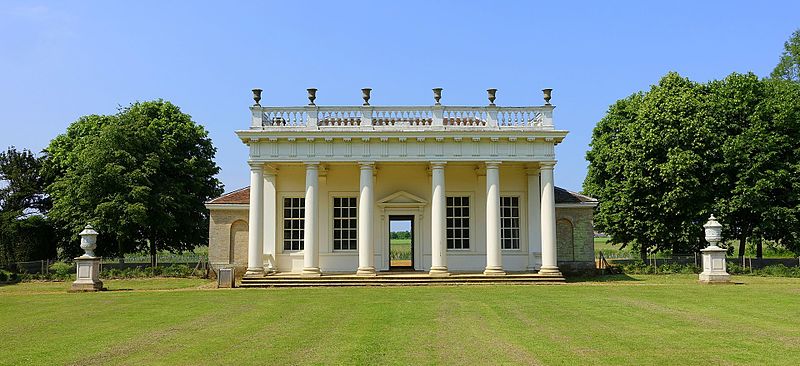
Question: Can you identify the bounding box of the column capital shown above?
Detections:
[304,161,320,169]
[263,165,278,176]
[430,161,447,169]
[248,161,264,170]
[485,161,502,169]
[358,161,376,169]
[525,163,541,175]
[539,161,557,170]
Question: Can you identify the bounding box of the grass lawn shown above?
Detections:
[1,276,799,365]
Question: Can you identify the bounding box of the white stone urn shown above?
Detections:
[699,215,730,284]
[703,215,722,247]
[79,225,99,258]
[72,224,104,291]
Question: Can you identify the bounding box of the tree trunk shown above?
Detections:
[738,235,747,259]
[756,239,763,259]
[639,245,648,262]
[149,238,157,267]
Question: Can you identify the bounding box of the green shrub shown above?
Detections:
[0,270,8,282]
[100,264,199,279]
[615,261,700,275]
[757,264,800,277]
[161,264,193,277]
[49,262,74,281]
[726,262,748,275]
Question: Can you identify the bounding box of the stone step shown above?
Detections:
[238,275,565,287]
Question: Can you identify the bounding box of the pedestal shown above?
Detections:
[71,257,104,292]
[699,246,730,284]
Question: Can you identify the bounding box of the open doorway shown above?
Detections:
[389,215,414,270]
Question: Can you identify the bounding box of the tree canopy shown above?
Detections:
[43,100,224,262]
[771,29,800,82]
[0,147,54,264]
[584,72,800,259]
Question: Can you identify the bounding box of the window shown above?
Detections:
[446,196,470,249]
[283,197,305,251]
[333,197,358,251]
[501,196,520,250]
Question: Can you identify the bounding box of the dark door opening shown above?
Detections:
[389,215,414,270]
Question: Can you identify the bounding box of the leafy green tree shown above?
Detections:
[0,147,54,264]
[733,79,800,256]
[771,29,800,82]
[707,73,769,258]
[586,72,800,259]
[0,147,50,215]
[585,73,714,260]
[44,100,224,264]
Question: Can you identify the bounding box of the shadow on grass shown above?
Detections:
[566,273,641,283]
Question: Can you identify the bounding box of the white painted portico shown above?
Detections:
[235,88,569,278]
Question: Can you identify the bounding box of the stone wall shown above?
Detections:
[555,206,596,275]
[207,207,249,271]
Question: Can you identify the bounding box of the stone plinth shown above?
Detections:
[699,246,730,284]
[70,257,104,292]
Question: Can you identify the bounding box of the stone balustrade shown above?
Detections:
[249,88,555,130]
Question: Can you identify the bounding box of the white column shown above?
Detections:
[357,162,376,276]
[263,169,277,273]
[539,162,562,276]
[429,161,449,276]
[245,163,265,277]
[302,162,321,277]
[526,166,542,271]
[484,161,505,276]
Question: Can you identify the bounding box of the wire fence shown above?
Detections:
[2,253,210,275]
[598,251,800,270]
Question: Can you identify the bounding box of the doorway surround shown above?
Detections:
[378,191,427,271]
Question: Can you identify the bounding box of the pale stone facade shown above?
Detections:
[206,89,598,276]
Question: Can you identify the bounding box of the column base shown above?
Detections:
[538,265,562,276]
[244,268,266,278]
[483,267,506,276]
[429,266,450,277]
[301,267,322,277]
[356,267,377,276]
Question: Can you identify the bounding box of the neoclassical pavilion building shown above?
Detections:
[207,88,597,280]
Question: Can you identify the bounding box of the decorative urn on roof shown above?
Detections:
[361,88,372,106]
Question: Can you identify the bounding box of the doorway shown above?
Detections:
[389,215,414,270]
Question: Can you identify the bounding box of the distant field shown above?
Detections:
[390,238,411,262]
[1,275,799,365]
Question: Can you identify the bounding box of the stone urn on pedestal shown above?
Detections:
[70,225,104,292]
[699,215,731,284]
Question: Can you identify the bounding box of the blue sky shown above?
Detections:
[1,1,797,193]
